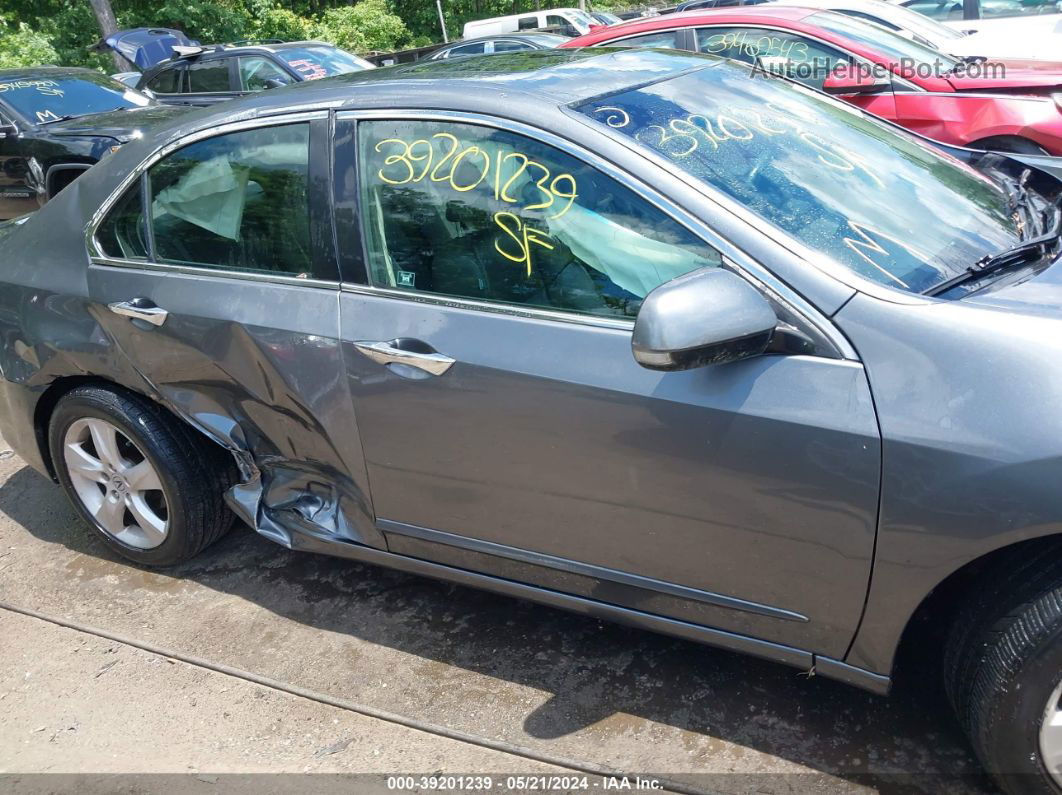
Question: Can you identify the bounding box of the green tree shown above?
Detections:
[251,5,314,42]
[0,17,61,68]
[314,0,412,52]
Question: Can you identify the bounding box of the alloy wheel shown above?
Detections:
[62,417,169,550]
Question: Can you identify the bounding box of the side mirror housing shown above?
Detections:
[822,66,892,96]
[632,268,777,371]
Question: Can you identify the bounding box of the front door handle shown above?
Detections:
[353,339,455,376]
[108,298,169,327]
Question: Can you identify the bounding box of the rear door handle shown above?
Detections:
[108,299,169,327]
[353,339,455,376]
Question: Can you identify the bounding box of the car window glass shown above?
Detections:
[903,0,962,19]
[450,42,487,56]
[842,10,902,29]
[97,181,148,260]
[186,60,231,93]
[696,27,853,90]
[357,120,721,319]
[575,64,1023,293]
[614,30,684,48]
[518,16,539,29]
[148,123,317,277]
[238,56,294,91]
[146,67,182,94]
[0,73,150,122]
[493,40,534,52]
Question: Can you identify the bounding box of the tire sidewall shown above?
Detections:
[980,622,1062,794]
[49,393,192,566]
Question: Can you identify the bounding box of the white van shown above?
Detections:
[462,8,598,39]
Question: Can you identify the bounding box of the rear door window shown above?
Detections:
[145,66,183,94]
[147,123,317,277]
[186,60,233,93]
[447,42,487,57]
[611,30,684,48]
[492,40,535,52]
[696,27,854,90]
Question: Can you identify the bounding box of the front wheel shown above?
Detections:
[945,552,1062,794]
[48,384,234,567]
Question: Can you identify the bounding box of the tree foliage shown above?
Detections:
[0,0,622,70]
[0,16,62,68]
[313,0,412,53]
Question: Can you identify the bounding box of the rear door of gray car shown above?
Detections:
[334,111,882,658]
[85,111,384,549]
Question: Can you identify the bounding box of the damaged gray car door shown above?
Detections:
[334,112,882,660]
[86,112,383,549]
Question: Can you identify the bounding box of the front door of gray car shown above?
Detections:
[86,114,385,549]
[336,114,882,657]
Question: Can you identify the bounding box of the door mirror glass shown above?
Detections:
[632,268,777,370]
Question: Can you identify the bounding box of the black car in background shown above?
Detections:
[136,40,375,107]
[426,33,569,60]
[0,67,182,219]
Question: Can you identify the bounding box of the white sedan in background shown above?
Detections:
[782,0,1061,58]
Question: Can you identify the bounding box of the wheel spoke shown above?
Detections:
[125,493,166,546]
[64,442,106,483]
[87,419,123,469]
[124,459,162,492]
[1044,711,1062,772]
[93,494,126,535]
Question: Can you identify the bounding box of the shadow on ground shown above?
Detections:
[0,465,996,794]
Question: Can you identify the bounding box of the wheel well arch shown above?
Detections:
[965,135,1050,156]
[891,533,1062,686]
[31,375,228,480]
[45,163,93,199]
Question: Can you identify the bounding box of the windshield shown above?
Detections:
[566,9,598,29]
[808,10,960,71]
[0,73,150,123]
[279,45,374,80]
[863,0,965,41]
[575,61,1021,293]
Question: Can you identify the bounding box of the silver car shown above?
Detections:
[2,49,1062,793]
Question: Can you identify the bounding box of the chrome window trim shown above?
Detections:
[85,111,329,288]
[338,108,857,358]
[342,282,636,331]
[89,255,339,290]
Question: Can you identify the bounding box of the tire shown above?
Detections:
[944,544,1062,794]
[968,136,1050,156]
[48,384,235,567]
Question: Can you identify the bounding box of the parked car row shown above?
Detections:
[6,16,1062,795]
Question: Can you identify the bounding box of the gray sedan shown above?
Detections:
[2,49,1062,793]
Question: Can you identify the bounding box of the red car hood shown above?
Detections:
[946,59,1062,94]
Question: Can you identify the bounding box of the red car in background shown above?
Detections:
[562,6,1062,154]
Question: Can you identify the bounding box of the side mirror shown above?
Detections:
[632,268,777,371]
[263,77,287,89]
[822,66,891,96]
